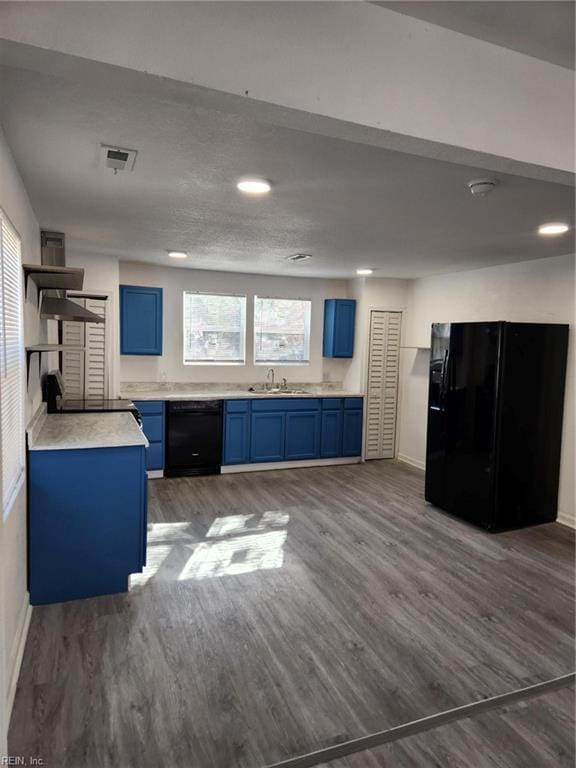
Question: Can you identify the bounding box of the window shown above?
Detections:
[254,297,311,364]
[0,209,25,517]
[183,292,246,364]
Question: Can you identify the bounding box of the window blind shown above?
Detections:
[254,297,311,364]
[183,292,246,364]
[0,210,25,515]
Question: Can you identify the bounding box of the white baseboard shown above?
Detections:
[221,457,362,474]
[6,600,32,720]
[147,470,164,479]
[556,510,576,530]
[397,454,426,471]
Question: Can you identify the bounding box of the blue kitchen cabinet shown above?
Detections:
[28,444,147,605]
[321,408,342,457]
[134,400,165,470]
[342,399,364,456]
[224,400,251,464]
[323,299,356,358]
[285,411,321,460]
[120,285,163,355]
[222,397,363,465]
[250,411,286,462]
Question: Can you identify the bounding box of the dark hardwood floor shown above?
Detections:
[9,460,575,767]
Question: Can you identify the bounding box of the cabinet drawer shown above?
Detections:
[344,397,363,410]
[322,398,343,410]
[252,398,320,412]
[141,414,163,442]
[134,400,164,416]
[226,400,251,413]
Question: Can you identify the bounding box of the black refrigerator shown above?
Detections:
[425,322,569,531]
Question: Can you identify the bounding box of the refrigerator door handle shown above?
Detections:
[440,350,449,405]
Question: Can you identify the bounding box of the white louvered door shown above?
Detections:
[84,298,107,398]
[365,311,401,460]
[62,297,107,398]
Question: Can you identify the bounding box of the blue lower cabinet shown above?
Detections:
[224,412,250,464]
[134,400,164,470]
[222,397,363,465]
[321,409,342,457]
[285,411,321,460]
[342,408,363,456]
[251,412,286,462]
[28,445,147,605]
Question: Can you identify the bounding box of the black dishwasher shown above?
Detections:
[165,400,223,477]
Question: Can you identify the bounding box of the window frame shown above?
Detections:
[0,208,25,520]
[253,295,312,366]
[182,290,247,366]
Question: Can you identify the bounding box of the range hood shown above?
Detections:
[40,296,105,324]
[39,230,104,325]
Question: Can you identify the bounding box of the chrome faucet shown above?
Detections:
[266,368,275,390]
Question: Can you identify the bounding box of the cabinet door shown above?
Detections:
[342,409,363,456]
[321,409,342,457]
[285,411,321,460]
[334,300,356,357]
[250,412,286,462]
[323,299,356,358]
[134,400,165,470]
[120,285,163,355]
[224,412,250,464]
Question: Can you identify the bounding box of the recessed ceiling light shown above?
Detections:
[168,251,188,259]
[237,177,272,195]
[356,268,373,276]
[538,222,569,236]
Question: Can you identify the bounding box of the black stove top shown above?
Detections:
[58,398,136,413]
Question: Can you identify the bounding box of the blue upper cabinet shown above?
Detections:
[323,299,356,358]
[120,285,163,355]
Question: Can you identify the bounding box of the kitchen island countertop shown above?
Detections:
[28,412,148,451]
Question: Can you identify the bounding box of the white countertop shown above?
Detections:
[121,388,364,401]
[28,412,149,452]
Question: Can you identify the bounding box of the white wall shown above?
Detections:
[0,127,42,754]
[344,277,410,394]
[118,261,351,387]
[398,253,575,527]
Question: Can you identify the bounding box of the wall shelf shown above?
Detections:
[22,264,84,304]
[401,345,431,350]
[25,344,85,382]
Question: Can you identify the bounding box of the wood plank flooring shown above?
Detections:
[320,686,575,768]
[9,460,575,768]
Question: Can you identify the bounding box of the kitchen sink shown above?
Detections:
[248,387,309,396]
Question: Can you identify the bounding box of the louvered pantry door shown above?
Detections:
[62,297,108,398]
[365,311,401,459]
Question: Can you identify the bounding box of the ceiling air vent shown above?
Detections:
[286,253,312,263]
[100,144,138,174]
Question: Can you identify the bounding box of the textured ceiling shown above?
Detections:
[0,63,574,279]
[376,2,575,70]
